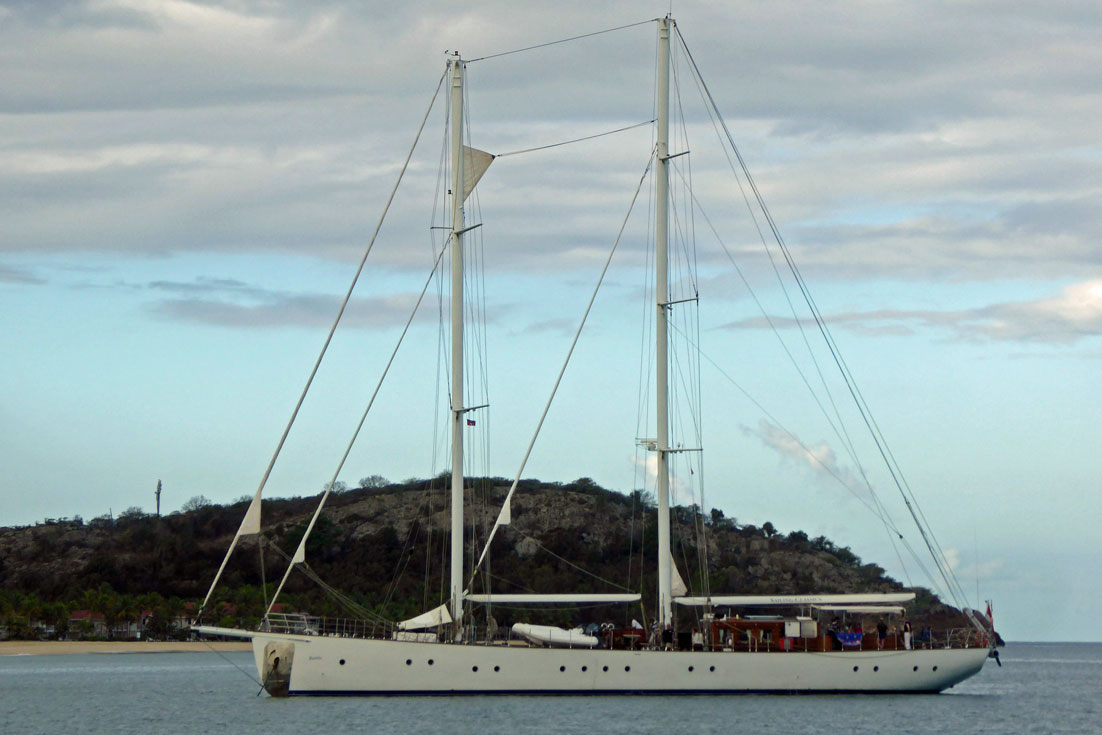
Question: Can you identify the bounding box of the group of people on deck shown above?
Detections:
[827,616,932,650]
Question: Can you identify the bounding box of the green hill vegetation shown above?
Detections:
[0,476,970,641]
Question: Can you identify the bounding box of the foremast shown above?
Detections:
[654,16,673,630]
[448,54,466,630]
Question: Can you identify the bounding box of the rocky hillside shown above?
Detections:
[0,476,974,636]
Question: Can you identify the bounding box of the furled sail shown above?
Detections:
[398,603,453,631]
[670,554,688,597]
[462,146,494,202]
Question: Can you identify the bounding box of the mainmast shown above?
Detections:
[448,54,466,629]
[655,17,673,629]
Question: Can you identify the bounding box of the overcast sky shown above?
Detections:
[2,1,1099,643]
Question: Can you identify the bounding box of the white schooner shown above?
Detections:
[192,17,994,695]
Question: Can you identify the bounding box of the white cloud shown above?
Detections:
[629,452,694,506]
[744,419,875,508]
[723,279,1102,344]
[0,0,1098,284]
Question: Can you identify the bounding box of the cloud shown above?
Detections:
[0,0,1097,284]
[629,452,694,506]
[721,279,1102,344]
[0,264,45,285]
[144,277,430,330]
[744,419,874,506]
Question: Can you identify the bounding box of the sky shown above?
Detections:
[2,1,1100,643]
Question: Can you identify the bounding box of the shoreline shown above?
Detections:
[0,641,251,656]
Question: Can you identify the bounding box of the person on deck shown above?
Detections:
[662,624,673,651]
[877,619,888,650]
[828,616,841,651]
[691,627,704,651]
[903,619,913,650]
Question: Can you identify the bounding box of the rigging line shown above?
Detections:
[259,535,389,623]
[673,315,939,596]
[258,536,268,612]
[673,24,962,603]
[522,532,636,592]
[666,56,858,467]
[265,234,452,619]
[669,46,708,585]
[672,67,906,591]
[467,18,658,63]
[677,162,857,476]
[495,119,656,158]
[380,487,440,611]
[466,148,658,589]
[197,68,447,623]
[667,320,881,522]
[676,55,869,489]
[200,639,262,687]
[685,107,911,588]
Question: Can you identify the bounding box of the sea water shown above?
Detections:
[1,643,1097,734]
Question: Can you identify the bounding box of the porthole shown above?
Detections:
[581,666,588,672]
[873,666,879,672]
[428,659,434,666]
[913,666,918,672]
[625,665,631,672]
[602,665,609,672]
[932,666,938,672]
[405,659,412,666]
[559,665,566,672]
[709,665,715,672]
[339,659,346,666]
[494,665,500,672]
[853,666,859,672]
[688,666,694,672]
[472,666,478,672]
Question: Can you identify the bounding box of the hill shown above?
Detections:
[0,476,974,639]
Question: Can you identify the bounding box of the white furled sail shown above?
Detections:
[673,593,916,606]
[462,146,494,201]
[812,605,907,615]
[497,496,511,526]
[398,603,453,631]
[466,593,640,604]
[670,555,688,597]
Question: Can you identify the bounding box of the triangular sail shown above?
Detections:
[462,146,494,201]
[238,491,262,536]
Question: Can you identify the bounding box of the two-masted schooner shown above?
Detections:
[192,17,994,695]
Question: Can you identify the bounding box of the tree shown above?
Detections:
[181,495,211,513]
[118,506,147,521]
[358,474,388,489]
[761,521,777,538]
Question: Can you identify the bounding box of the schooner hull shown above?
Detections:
[247,633,988,695]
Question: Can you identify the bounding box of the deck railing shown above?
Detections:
[256,615,989,653]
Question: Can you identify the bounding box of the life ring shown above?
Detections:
[972,631,988,648]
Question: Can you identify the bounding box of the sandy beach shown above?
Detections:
[0,641,251,656]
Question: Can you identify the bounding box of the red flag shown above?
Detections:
[466,418,476,427]
[985,601,993,627]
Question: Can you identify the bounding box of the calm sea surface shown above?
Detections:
[1,643,1097,734]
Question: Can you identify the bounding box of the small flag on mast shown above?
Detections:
[466,418,476,427]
